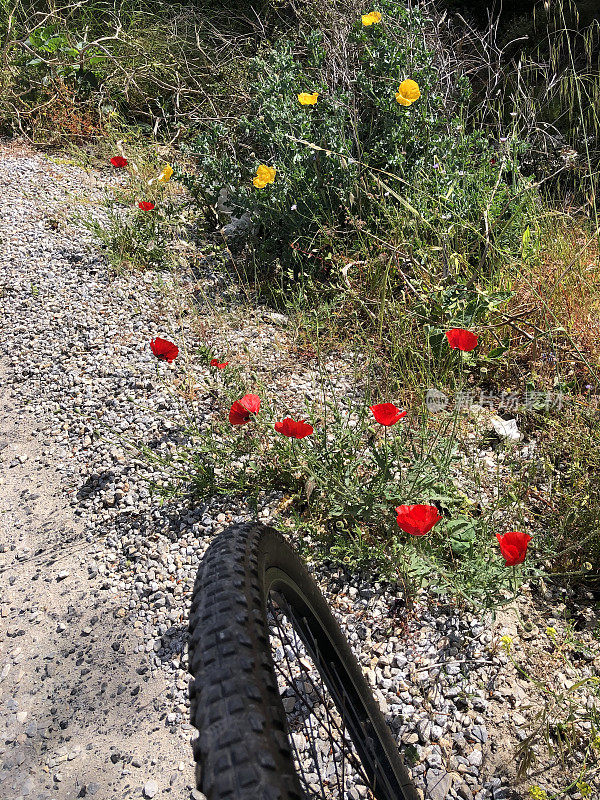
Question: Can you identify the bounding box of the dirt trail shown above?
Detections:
[0,142,194,800]
[0,367,192,799]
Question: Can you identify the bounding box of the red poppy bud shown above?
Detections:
[370,403,407,426]
[274,418,314,439]
[496,531,532,566]
[210,359,229,369]
[110,156,128,168]
[138,201,155,211]
[445,328,479,352]
[229,394,261,425]
[150,337,179,363]
[395,504,442,536]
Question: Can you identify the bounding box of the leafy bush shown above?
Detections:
[0,0,262,141]
[181,0,532,278]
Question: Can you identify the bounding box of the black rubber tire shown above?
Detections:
[188,522,419,800]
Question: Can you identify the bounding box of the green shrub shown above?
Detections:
[0,0,260,141]
[181,0,532,279]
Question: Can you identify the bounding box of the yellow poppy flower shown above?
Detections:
[395,79,421,106]
[298,92,319,106]
[157,164,174,183]
[361,11,381,26]
[148,164,174,186]
[253,164,276,188]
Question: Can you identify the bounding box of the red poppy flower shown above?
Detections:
[150,337,179,363]
[395,504,442,536]
[274,418,314,439]
[229,394,261,425]
[445,328,479,352]
[496,531,532,566]
[210,359,229,369]
[110,156,128,168]
[138,201,155,211]
[490,157,497,165]
[370,403,407,426]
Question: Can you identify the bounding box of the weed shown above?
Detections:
[500,627,600,791]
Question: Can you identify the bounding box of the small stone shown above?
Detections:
[470,725,488,744]
[457,782,472,799]
[426,768,452,800]
[417,719,431,743]
[144,780,158,798]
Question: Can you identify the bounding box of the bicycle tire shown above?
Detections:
[188,521,419,800]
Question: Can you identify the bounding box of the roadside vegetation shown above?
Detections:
[3,0,598,593]
[2,0,599,792]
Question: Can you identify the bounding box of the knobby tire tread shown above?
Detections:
[187,522,418,800]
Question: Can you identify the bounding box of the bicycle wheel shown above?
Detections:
[188,522,419,800]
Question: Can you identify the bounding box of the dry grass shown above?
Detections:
[504,218,600,389]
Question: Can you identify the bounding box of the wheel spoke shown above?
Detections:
[268,592,376,799]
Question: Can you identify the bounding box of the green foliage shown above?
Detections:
[83,205,168,271]
[22,24,105,90]
[502,625,600,789]
[181,1,531,277]
[155,365,521,604]
[0,0,260,141]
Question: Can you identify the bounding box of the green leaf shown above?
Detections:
[487,344,509,359]
[446,518,477,556]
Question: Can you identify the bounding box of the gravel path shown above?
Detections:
[0,144,198,800]
[1,142,596,800]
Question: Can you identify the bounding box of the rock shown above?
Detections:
[470,725,488,744]
[417,719,432,743]
[426,768,452,800]
[426,746,443,768]
[457,782,473,799]
[221,212,253,244]
[489,416,521,441]
[144,780,159,798]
